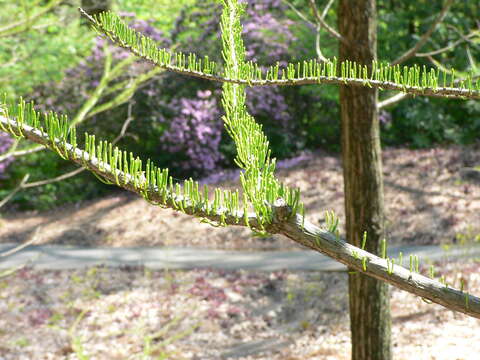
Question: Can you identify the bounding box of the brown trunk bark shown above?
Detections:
[338,1,392,359]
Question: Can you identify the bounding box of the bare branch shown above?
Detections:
[321,0,335,19]
[3,115,480,319]
[0,143,45,162]
[21,167,85,188]
[0,174,29,210]
[378,92,408,109]
[313,0,336,62]
[416,30,479,57]
[111,101,135,144]
[427,55,480,83]
[281,0,315,28]
[391,0,455,66]
[447,24,480,50]
[309,0,347,44]
[0,227,41,258]
[314,26,328,62]
[282,0,336,60]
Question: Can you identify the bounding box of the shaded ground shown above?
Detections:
[1,145,479,250]
[1,258,480,359]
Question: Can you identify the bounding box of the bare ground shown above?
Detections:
[1,145,480,359]
[1,145,479,250]
[1,259,480,359]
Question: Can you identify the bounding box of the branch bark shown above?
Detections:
[309,0,348,44]
[2,115,480,319]
[378,92,408,109]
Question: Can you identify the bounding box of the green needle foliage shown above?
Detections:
[0,94,300,233]
[80,7,480,100]
[219,0,293,231]
[1,0,480,318]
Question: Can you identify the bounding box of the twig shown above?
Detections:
[378,92,408,109]
[21,167,85,188]
[0,173,29,209]
[321,0,335,18]
[0,226,41,258]
[281,0,315,27]
[391,0,455,66]
[314,26,328,62]
[416,30,479,57]
[309,0,347,44]
[313,0,336,62]
[0,143,45,162]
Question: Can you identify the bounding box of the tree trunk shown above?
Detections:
[338,1,392,359]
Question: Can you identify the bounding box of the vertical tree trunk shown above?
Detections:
[338,1,392,359]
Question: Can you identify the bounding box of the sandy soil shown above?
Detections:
[1,145,479,250]
[1,259,480,359]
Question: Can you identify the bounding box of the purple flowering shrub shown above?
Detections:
[0,132,14,177]
[158,90,223,174]
[242,0,296,67]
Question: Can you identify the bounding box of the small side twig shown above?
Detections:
[0,226,41,258]
[391,0,455,66]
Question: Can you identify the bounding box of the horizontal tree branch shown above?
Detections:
[78,36,480,99]
[2,114,480,318]
[79,8,480,101]
[416,30,479,57]
[0,143,45,162]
